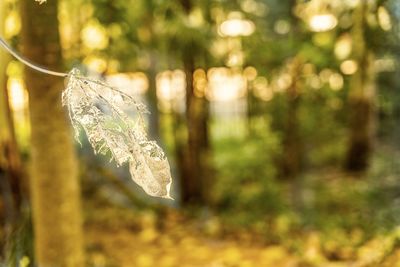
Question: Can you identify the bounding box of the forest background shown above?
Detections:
[2,0,400,266]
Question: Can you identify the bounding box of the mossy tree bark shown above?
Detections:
[20,1,84,266]
[345,2,375,172]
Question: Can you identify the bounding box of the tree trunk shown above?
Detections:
[281,59,302,181]
[147,55,160,139]
[345,1,375,172]
[20,1,84,266]
[280,58,304,211]
[176,0,211,206]
[180,54,210,205]
[0,2,28,259]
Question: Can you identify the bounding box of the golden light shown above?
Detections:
[226,51,244,67]
[343,0,360,8]
[329,73,344,91]
[276,73,292,91]
[243,66,257,81]
[5,10,21,38]
[106,72,149,96]
[240,0,268,16]
[319,69,333,83]
[107,59,121,74]
[302,63,316,75]
[308,14,337,32]
[309,74,322,89]
[188,8,205,28]
[253,77,273,101]
[7,78,28,111]
[219,18,255,37]
[157,72,174,101]
[193,69,207,98]
[377,6,392,31]
[274,20,290,35]
[334,34,352,60]
[206,68,247,102]
[156,70,186,112]
[374,58,396,72]
[6,60,23,77]
[83,56,108,73]
[81,20,109,50]
[340,60,358,75]
[240,0,258,14]
[210,39,229,58]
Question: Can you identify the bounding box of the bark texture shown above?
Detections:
[20,1,84,266]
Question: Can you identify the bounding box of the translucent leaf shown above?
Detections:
[62,68,173,199]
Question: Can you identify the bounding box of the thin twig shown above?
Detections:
[0,36,67,77]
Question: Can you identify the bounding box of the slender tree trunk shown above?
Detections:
[279,0,303,183]
[142,2,160,140]
[147,55,160,139]
[180,53,210,205]
[345,2,375,172]
[0,2,27,258]
[0,55,23,224]
[20,1,84,266]
[175,0,211,205]
[281,59,302,181]
[280,58,304,211]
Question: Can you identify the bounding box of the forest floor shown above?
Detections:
[84,202,400,267]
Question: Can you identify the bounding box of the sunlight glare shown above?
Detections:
[334,34,352,60]
[377,6,392,31]
[340,60,358,75]
[5,10,21,38]
[7,78,28,111]
[81,20,109,50]
[219,18,255,37]
[329,73,344,91]
[309,14,337,32]
[206,68,247,102]
[156,70,186,112]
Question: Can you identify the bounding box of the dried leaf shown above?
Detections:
[62,69,173,199]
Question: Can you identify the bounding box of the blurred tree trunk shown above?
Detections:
[345,2,375,172]
[181,53,210,205]
[142,1,160,139]
[177,0,210,205]
[147,54,160,139]
[281,59,302,181]
[0,1,24,253]
[280,58,304,211]
[20,1,84,266]
[0,55,23,226]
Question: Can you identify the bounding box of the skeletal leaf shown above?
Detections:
[62,68,173,199]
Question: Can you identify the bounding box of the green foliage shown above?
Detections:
[211,117,284,220]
